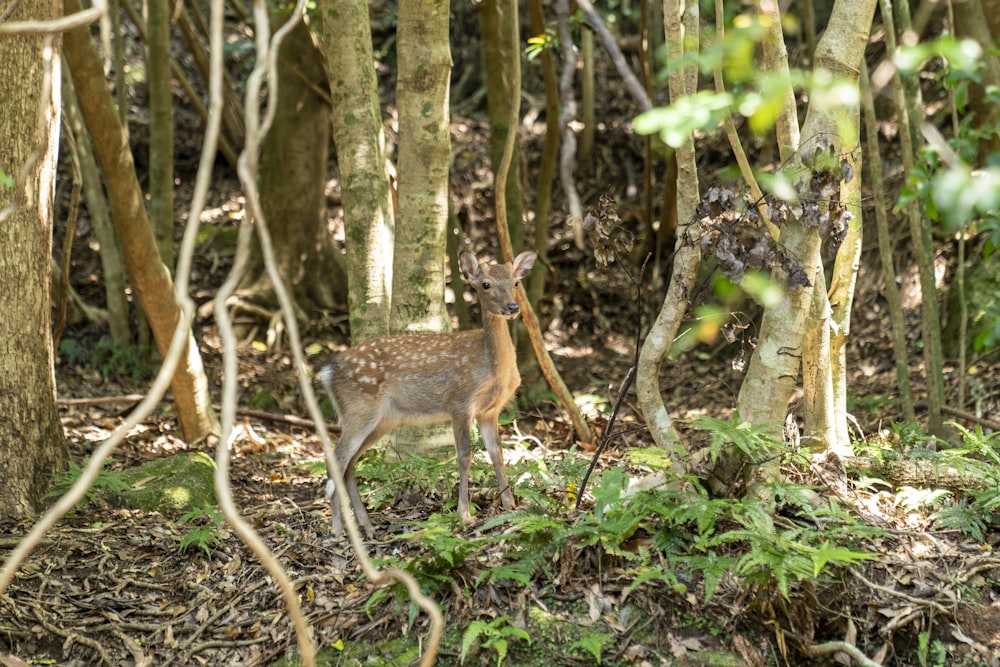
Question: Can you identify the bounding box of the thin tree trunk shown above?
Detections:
[64,0,218,444]
[493,0,592,444]
[881,0,945,437]
[635,0,701,467]
[757,0,799,162]
[0,0,68,516]
[526,0,559,308]
[62,66,132,346]
[318,0,395,343]
[828,119,864,453]
[148,0,174,270]
[578,28,595,166]
[480,0,526,251]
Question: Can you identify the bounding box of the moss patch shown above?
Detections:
[113,451,216,517]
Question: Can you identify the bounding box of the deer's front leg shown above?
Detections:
[479,419,514,511]
[453,418,475,525]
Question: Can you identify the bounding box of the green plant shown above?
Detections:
[379,513,483,595]
[174,506,225,557]
[355,453,455,517]
[932,424,1000,541]
[460,615,530,667]
[46,458,129,507]
[58,338,88,366]
[916,630,948,667]
[690,414,786,468]
[91,338,156,381]
[568,633,605,664]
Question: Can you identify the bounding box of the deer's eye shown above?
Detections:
[482,282,492,290]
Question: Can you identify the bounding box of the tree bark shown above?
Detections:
[635,0,700,467]
[63,0,218,443]
[732,0,876,479]
[0,0,68,516]
[480,0,525,251]
[318,0,395,343]
[240,16,346,317]
[392,0,452,335]
[148,0,174,270]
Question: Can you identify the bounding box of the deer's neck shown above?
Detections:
[482,312,516,368]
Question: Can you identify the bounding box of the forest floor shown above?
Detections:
[6,11,1000,664]
[7,159,1000,665]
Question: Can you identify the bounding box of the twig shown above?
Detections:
[805,641,884,667]
[175,584,266,663]
[573,0,651,112]
[31,604,113,665]
[849,568,950,614]
[576,255,650,506]
[187,636,272,657]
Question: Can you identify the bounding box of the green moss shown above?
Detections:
[113,452,215,517]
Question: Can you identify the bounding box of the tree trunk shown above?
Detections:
[148,0,174,270]
[0,0,69,516]
[318,0,395,343]
[240,17,346,317]
[635,0,701,469]
[480,0,525,251]
[392,0,452,335]
[63,0,218,444]
[62,66,132,346]
[526,0,559,308]
[388,0,455,457]
[883,0,946,437]
[729,0,876,481]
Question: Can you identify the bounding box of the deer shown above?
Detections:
[318,249,537,538]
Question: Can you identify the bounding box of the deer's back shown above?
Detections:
[325,329,519,422]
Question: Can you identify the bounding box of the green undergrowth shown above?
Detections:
[282,418,1000,665]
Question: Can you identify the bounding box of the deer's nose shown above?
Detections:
[505,303,520,315]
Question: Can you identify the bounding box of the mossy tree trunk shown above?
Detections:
[318,0,395,343]
[0,0,69,516]
[480,0,525,252]
[391,0,452,335]
[239,15,347,319]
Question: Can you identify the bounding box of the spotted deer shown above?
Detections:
[318,250,537,537]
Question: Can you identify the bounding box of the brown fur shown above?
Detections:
[319,250,537,538]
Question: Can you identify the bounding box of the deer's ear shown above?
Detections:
[511,250,537,280]
[459,252,481,282]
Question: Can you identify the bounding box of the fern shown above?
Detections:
[460,616,530,666]
[46,458,129,507]
[934,498,989,541]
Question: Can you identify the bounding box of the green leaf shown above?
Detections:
[460,620,486,663]
[633,91,734,147]
[811,541,876,577]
